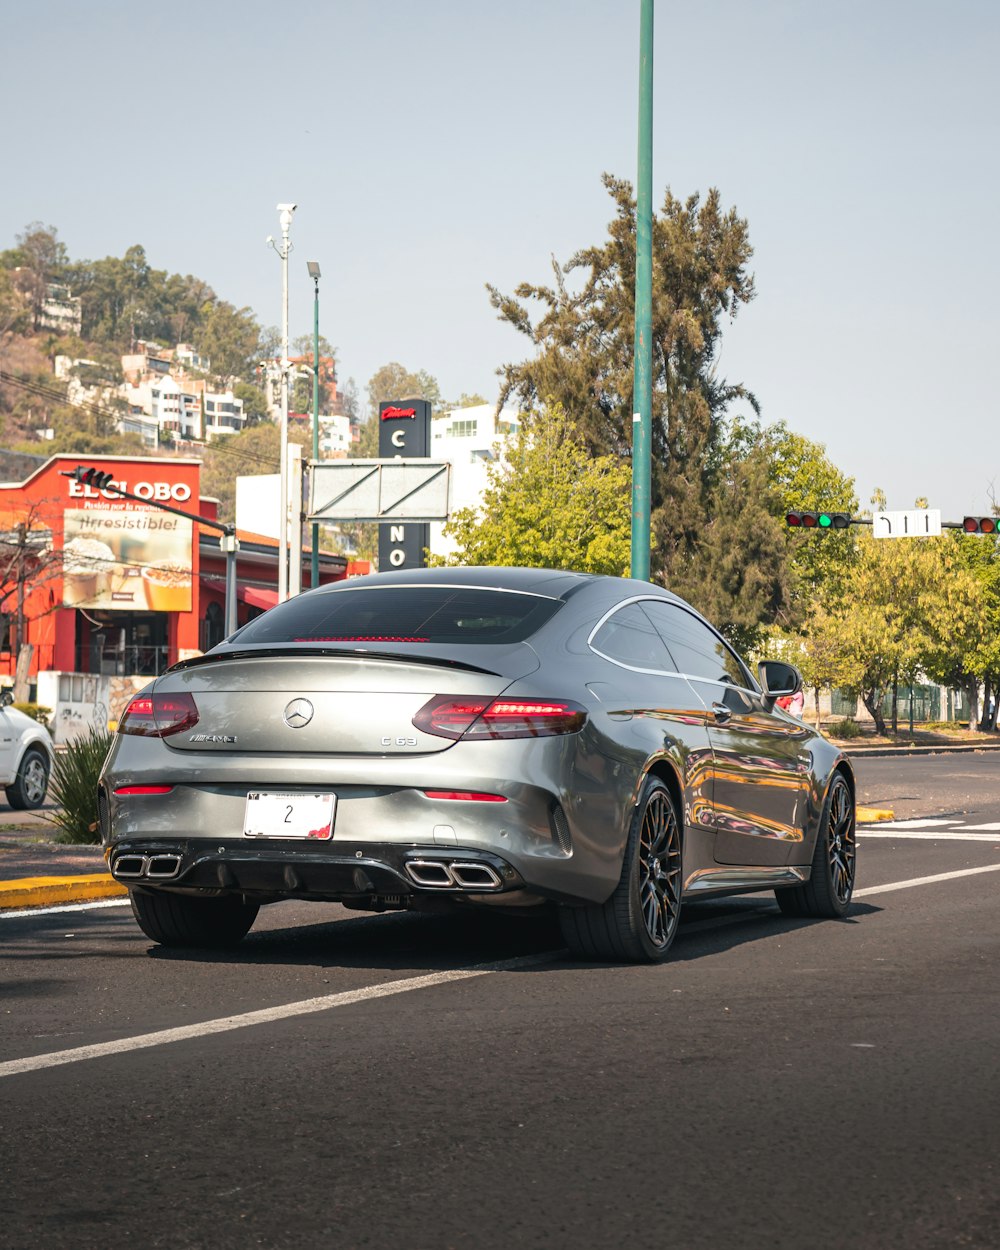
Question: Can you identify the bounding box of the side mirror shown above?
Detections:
[0,689,13,708]
[757,660,802,711]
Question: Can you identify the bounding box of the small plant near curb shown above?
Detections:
[829,717,863,740]
[44,725,113,844]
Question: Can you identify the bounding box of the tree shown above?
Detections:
[760,421,859,617]
[12,223,68,329]
[193,300,263,382]
[487,176,788,637]
[366,362,441,419]
[922,530,1000,730]
[232,381,270,426]
[802,531,980,735]
[430,402,632,575]
[667,438,792,654]
[489,175,755,464]
[0,269,29,338]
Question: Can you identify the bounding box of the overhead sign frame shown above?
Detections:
[308,459,451,523]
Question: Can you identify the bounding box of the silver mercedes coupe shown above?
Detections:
[99,567,857,961]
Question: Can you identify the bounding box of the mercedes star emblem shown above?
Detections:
[283,698,314,728]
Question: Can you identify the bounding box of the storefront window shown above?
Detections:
[75,613,169,677]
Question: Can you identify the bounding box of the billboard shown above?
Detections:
[62,507,193,612]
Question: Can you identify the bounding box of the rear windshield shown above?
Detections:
[229,586,561,646]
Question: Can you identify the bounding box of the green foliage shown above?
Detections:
[488,176,790,640]
[232,380,271,425]
[490,175,756,467]
[757,421,859,615]
[46,726,113,845]
[430,402,632,575]
[803,533,981,735]
[662,436,791,653]
[828,718,862,740]
[193,299,264,381]
[13,702,51,728]
[366,362,441,418]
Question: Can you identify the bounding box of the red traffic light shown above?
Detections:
[963,517,998,534]
[72,466,116,491]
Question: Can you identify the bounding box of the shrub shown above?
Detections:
[46,725,113,844]
[828,717,863,740]
[14,702,52,729]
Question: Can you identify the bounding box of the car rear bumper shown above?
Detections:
[106,837,528,905]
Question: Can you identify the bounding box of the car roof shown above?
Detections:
[312,566,687,606]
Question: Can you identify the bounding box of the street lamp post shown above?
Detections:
[269,203,296,602]
[630,0,653,581]
[307,260,321,588]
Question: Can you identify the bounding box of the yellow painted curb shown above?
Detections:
[856,806,895,823]
[0,874,128,910]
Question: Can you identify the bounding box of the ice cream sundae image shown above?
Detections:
[62,536,115,606]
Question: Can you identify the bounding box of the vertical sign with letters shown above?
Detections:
[378,398,431,570]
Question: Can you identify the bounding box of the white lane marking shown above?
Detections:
[859,831,1000,842]
[5,861,1000,1080]
[859,819,961,829]
[0,951,562,1080]
[0,899,130,920]
[962,822,1000,831]
[855,862,1000,897]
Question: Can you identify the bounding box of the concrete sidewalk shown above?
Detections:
[0,809,126,911]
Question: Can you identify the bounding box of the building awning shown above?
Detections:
[238,586,279,610]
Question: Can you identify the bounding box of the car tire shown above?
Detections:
[5,747,50,810]
[775,772,856,919]
[559,776,682,963]
[129,889,259,948]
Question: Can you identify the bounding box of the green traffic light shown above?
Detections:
[818,513,832,528]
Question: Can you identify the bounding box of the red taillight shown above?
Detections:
[113,785,175,796]
[413,695,587,740]
[117,692,199,738]
[423,790,508,802]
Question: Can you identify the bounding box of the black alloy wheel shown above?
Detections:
[559,776,683,963]
[775,772,856,919]
[637,784,682,947]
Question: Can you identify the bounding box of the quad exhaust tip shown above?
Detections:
[404,859,502,891]
[113,853,182,881]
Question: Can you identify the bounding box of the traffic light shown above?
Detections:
[72,465,116,490]
[962,516,998,534]
[785,511,851,531]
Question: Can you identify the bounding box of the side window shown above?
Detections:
[590,602,675,672]
[641,601,754,689]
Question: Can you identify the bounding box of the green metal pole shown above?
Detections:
[311,275,320,588]
[630,0,653,582]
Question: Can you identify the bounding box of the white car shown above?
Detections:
[0,690,55,809]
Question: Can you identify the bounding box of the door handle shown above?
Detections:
[711,703,732,724]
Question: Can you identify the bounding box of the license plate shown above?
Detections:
[243,792,336,840]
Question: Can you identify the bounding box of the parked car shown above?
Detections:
[0,690,54,809]
[99,567,857,961]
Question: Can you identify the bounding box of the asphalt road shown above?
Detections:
[2,753,999,1250]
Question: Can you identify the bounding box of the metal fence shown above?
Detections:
[832,684,968,724]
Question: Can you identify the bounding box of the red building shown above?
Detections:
[0,454,358,692]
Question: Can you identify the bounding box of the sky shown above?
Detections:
[3,0,999,520]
